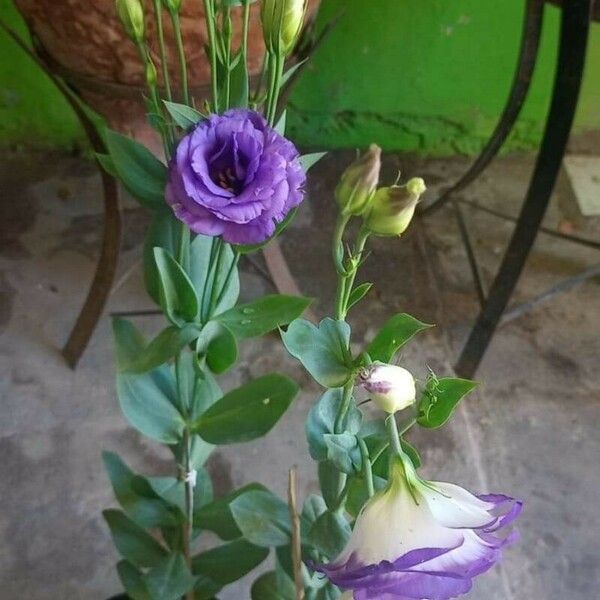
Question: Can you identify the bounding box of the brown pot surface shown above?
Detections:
[15,0,319,138]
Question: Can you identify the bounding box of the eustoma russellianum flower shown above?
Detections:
[166,108,306,244]
[317,451,522,600]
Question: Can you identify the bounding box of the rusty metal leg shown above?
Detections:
[421,0,545,215]
[0,21,123,367]
[454,0,593,378]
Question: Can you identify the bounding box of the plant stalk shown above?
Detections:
[171,11,190,105]
[203,0,220,110]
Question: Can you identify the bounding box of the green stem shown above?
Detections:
[214,249,240,308]
[334,380,354,434]
[208,241,226,316]
[203,0,220,110]
[182,428,194,597]
[242,0,250,60]
[387,414,405,459]
[171,12,190,105]
[267,52,285,125]
[341,228,370,319]
[223,7,232,109]
[358,438,375,498]
[153,0,173,103]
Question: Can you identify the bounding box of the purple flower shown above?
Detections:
[317,457,522,600]
[166,109,306,245]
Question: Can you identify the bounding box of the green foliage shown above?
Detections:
[105,129,167,208]
[192,540,269,598]
[230,489,292,547]
[193,374,298,444]
[251,570,296,600]
[113,319,185,444]
[281,318,353,388]
[154,247,199,324]
[228,51,249,109]
[306,388,362,462]
[417,375,478,429]
[163,101,205,128]
[117,560,151,600]
[195,483,267,541]
[307,510,351,559]
[299,152,327,173]
[318,461,340,511]
[346,282,373,312]
[144,554,197,600]
[324,432,361,475]
[235,207,300,254]
[216,295,312,339]
[367,313,433,363]
[103,452,182,528]
[144,210,181,305]
[103,509,167,568]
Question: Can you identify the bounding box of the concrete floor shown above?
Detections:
[0,148,599,600]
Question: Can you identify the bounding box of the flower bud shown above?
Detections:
[335,144,382,217]
[261,0,306,56]
[364,177,426,237]
[145,59,158,87]
[161,0,182,13]
[360,362,416,414]
[115,0,145,44]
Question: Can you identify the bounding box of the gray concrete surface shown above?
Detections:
[0,148,598,599]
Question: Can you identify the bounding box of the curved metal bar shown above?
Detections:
[420,0,545,215]
[455,0,593,378]
[0,21,123,368]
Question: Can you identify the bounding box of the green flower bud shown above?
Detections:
[115,0,145,44]
[161,0,182,14]
[364,177,426,237]
[145,59,158,87]
[335,144,382,217]
[261,0,306,56]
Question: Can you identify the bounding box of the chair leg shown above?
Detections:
[454,0,593,378]
[421,0,545,215]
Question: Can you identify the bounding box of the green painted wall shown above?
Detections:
[0,0,83,149]
[0,0,599,155]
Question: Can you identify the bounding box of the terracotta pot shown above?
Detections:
[15,0,319,147]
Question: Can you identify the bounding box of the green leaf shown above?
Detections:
[163,101,205,128]
[308,511,351,560]
[124,324,201,373]
[96,153,118,178]
[274,110,287,135]
[281,318,353,388]
[216,294,312,339]
[301,495,327,528]
[116,369,186,443]
[192,374,298,444]
[299,152,327,173]
[230,489,291,547]
[318,461,340,511]
[195,483,267,541]
[251,571,295,600]
[117,560,151,600]
[228,50,249,109]
[103,452,181,528]
[154,247,199,323]
[145,476,186,514]
[367,313,433,363]
[196,322,238,375]
[144,554,197,600]
[188,236,240,316]
[143,210,181,305]
[324,432,361,474]
[105,129,167,208]
[347,282,373,311]
[281,59,308,87]
[417,376,478,429]
[305,388,362,461]
[103,509,167,568]
[192,539,268,592]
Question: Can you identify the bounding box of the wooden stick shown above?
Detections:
[288,468,305,600]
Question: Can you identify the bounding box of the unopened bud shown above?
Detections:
[145,59,158,87]
[335,144,382,217]
[161,0,182,14]
[115,0,145,44]
[364,177,426,237]
[261,0,306,56]
[360,362,416,414]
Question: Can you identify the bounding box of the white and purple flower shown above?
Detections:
[317,457,522,600]
[359,362,416,414]
[166,108,306,245]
